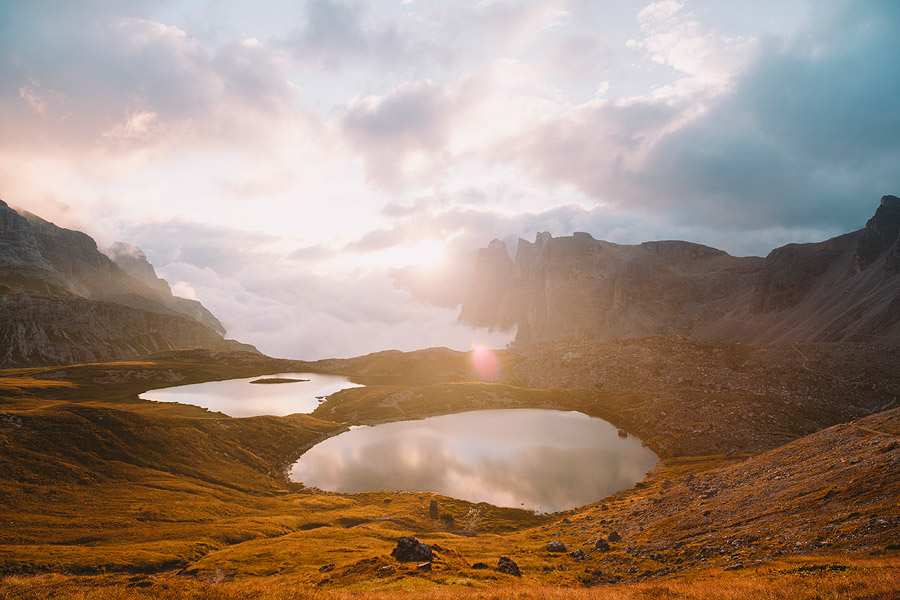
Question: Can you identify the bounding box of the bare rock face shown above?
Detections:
[460,197,900,346]
[855,195,900,272]
[104,241,226,335]
[104,242,172,296]
[458,239,516,331]
[0,199,252,366]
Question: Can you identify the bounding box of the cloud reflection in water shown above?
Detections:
[290,409,658,512]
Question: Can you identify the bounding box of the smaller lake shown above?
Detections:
[290,409,658,513]
[139,372,362,417]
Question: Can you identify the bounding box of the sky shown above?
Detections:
[1,0,899,359]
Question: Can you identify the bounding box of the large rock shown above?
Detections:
[496,556,521,576]
[390,537,433,562]
[546,540,567,553]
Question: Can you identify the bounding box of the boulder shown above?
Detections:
[497,556,521,576]
[390,537,433,562]
[546,540,567,553]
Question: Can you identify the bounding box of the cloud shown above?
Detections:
[340,78,478,188]
[114,217,512,359]
[121,219,282,278]
[628,0,755,97]
[155,246,512,360]
[0,10,301,166]
[500,0,900,232]
[280,0,445,71]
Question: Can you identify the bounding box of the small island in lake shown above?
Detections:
[249,377,309,384]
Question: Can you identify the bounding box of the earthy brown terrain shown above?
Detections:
[1,341,898,598]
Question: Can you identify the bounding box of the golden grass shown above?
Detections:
[3,351,900,599]
[2,557,898,599]
[0,376,76,390]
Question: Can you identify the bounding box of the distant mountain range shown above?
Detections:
[0,199,256,367]
[461,195,900,347]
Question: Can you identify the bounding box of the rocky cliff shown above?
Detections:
[0,199,255,366]
[460,196,900,347]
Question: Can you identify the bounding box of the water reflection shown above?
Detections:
[290,409,658,512]
[139,372,362,417]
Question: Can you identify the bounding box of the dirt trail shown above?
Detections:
[849,423,899,438]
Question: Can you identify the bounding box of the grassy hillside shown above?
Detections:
[1,341,899,597]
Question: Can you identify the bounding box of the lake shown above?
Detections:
[139,372,363,417]
[290,409,658,513]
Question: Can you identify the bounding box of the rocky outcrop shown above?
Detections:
[496,556,521,576]
[0,199,253,367]
[104,241,225,334]
[390,537,433,562]
[855,195,900,272]
[458,239,516,330]
[0,295,251,366]
[460,197,900,347]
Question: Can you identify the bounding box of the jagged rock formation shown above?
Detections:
[0,199,255,366]
[461,196,900,346]
[103,242,225,334]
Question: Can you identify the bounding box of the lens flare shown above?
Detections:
[471,344,500,380]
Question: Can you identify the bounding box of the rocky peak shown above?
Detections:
[640,241,728,263]
[0,199,52,270]
[458,238,515,331]
[459,196,900,346]
[104,242,172,296]
[867,195,900,237]
[1,199,239,365]
[855,195,900,273]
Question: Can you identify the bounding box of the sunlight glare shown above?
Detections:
[380,240,446,268]
[471,344,500,380]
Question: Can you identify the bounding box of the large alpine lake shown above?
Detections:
[139,372,363,417]
[290,409,658,513]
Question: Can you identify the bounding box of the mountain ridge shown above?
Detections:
[460,195,900,347]
[0,199,255,366]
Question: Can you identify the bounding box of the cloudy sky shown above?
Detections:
[1,0,899,359]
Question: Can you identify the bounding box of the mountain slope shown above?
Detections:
[0,199,254,366]
[460,196,900,346]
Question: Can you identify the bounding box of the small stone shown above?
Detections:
[416,562,432,572]
[594,539,610,552]
[471,562,490,570]
[608,531,622,542]
[569,549,586,561]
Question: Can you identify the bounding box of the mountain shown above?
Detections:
[460,195,900,347]
[0,199,256,366]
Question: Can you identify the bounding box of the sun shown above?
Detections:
[380,240,446,268]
